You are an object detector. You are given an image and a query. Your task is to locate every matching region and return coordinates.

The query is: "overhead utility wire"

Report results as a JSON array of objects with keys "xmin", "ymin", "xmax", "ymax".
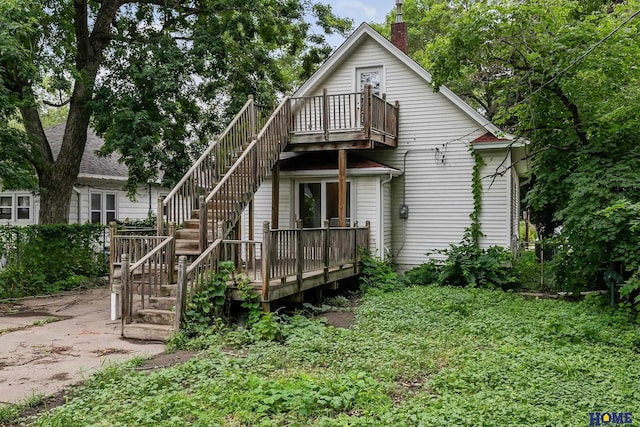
[{"xmin": 520, "ymin": 7, "xmax": 640, "ymax": 105}]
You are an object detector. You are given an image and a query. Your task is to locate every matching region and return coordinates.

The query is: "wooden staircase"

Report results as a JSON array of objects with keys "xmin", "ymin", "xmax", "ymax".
[{"xmin": 113, "ymin": 95, "xmax": 290, "ymax": 340}]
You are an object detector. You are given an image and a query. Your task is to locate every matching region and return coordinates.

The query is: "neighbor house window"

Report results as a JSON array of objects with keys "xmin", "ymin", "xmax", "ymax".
[
  {"xmin": 0, "ymin": 196, "xmax": 12, "ymax": 220},
  {"xmin": 91, "ymin": 192, "xmax": 117, "ymax": 224},
  {"xmin": 0, "ymin": 194, "xmax": 32, "ymax": 222},
  {"xmin": 297, "ymin": 180, "xmax": 352, "ymax": 228},
  {"xmin": 16, "ymin": 196, "xmax": 30, "ymax": 220}
]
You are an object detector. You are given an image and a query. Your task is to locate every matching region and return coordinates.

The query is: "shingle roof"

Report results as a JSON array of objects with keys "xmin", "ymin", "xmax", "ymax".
[{"xmin": 45, "ymin": 123, "xmax": 129, "ymax": 179}]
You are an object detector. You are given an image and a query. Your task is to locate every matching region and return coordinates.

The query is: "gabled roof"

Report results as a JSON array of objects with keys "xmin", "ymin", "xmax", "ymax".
[
  {"xmin": 294, "ymin": 23, "xmax": 503, "ymax": 136},
  {"xmin": 45, "ymin": 123, "xmax": 129, "ymax": 181}
]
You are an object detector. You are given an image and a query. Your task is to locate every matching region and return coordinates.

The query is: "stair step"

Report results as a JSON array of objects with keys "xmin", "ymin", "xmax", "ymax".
[
  {"xmin": 160, "ymin": 284, "xmax": 178, "ymax": 297},
  {"xmin": 136, "ymin": 308, "xmax": 175, "ymax": 325},
  {"xmin": 123, "ymin": 323, "xmax": 173, "ymax": 341},
  {"xmin": 150, "ymin": 296, "xmax": 176, "ymax": 310},
  {"xmin": 176, "ymin": 229, "xmax": 201, "ymax": 239},
  {"xmin": 176, "ymin": 240, "xmax": 201, "ymax": 256}
]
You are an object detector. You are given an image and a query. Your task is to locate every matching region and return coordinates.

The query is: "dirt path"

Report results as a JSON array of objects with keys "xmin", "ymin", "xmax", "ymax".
[{"xmin": 0, "ymin": 287, "xmax": 166, "ymax": 404}]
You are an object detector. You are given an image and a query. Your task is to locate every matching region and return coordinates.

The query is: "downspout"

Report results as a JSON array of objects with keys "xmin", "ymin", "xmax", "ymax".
[{"xmin": 380, "ymin": 173, "xmax": 393, "ymax": 260}]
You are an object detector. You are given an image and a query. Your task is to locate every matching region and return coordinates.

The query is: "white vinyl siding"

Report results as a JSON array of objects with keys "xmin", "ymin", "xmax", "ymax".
[
  {"xmin": 307, "ymin": 36, "xmax": 486, "ymax": 268},
  {"xmin": 477, "ymin": 150, "xmax": 509, "ymax": 249},
  {"xmin": 354, "ymin": 176, "xmax": 377, "ymax": 255},
  {"xmin": 383, "ymin": 178, "xmax": 392, "ymax": 257},
  {"xmin": 78, "ymin": 184, "xmax": 167, "ymax": 224},
  {"xmin": 241, "ymin": 177, "xmax": 293, "ymax": 241}
]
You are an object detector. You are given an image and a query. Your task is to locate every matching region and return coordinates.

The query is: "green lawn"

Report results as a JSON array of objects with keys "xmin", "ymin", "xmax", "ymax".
[{"xmin": 32, "ymin": 287, "xmax": 640, "ymax": 426}]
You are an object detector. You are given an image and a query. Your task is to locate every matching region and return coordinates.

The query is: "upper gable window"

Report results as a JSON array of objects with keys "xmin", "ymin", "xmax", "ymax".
[{"xmin": 357, "ymin": 67, "xmax": 383, "ymax": 96}]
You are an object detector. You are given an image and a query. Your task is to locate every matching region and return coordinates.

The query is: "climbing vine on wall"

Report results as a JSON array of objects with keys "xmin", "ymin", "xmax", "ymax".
[{"xmin": 469, "ymin": 148, "xmax": 484, "ymax": 248}]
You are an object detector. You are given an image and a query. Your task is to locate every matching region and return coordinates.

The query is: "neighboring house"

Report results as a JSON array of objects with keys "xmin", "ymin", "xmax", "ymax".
[
  {"xmin": 242, "ymin": 22, "xmax": 529, "ymax": 270},
  {"xmin": 0, "ymin": 123, "xmax": 168, "ymax": 225}
]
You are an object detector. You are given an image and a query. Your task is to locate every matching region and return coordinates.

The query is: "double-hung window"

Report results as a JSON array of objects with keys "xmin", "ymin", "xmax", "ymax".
[
  {"xmin": 90, "ymin": 192, "xmax": 117, "ymax": 224},
  {"xmin": 0, "ymin": 194, "xmax": 32, "ymax": 222}
]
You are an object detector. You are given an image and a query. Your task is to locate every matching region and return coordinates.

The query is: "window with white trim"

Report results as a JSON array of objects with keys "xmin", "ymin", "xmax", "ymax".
[
  {"xmin": 0, "ymin": 196, "xmax": 13, "ymax": 220},
  {"xmin": 90, "ymin": 192, "xmax": 117, "ymax": 224},
  {"xmin": 357, "ymin": 66, "xmax": 383, "ymax": 96},
  {"xmin": 0, "ymin": 194, "xmax": 32, "ymax": 222},
  {"xmin": 16, "ymin": 196, "xmax": 31, "ymax": 220},
  {"xmin": 296, "ymin": 180, "xmax": 353, "ymax": 228}
]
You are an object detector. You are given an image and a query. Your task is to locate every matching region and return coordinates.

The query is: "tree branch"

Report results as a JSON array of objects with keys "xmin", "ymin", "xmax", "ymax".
[
  {"xmin": 43, "ymin": 99, "xmax": 71, "ymax": 107},
  {"xmin": 550, "ymin": 84, "xmax": 589, "ymax": 146}
]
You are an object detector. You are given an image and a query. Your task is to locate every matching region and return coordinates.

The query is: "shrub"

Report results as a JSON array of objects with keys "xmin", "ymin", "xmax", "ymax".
[
  {"xmin": 358, "ymin": 251, "xmax": 399, "ymax": 293},
  {"xmin": 437, "ymin": 240, "xmax": 517, "ymax": 290},
  {"xmin": 0, "ymin": 224, "xmax": 107, "ymax": 298},
  {"xmin": 403, "ymin": 236, "xmax": 523, "ymax": 291},
  {"xmin": 512, "ymin": 250, "xmax": 542, "ymax": 290}
]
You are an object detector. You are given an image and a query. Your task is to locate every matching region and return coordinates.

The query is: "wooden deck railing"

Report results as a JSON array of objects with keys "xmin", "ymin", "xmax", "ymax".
[
  {"xmin": 262, "ymin": 220, "xmax": 370, "ymax": 301},
  {"xmin": 159, "ymin": 96, "xmax": 269, "ymax": 237},
  {"xmin": 200, "ymin": 96, "xmax": 291, "ymax": 245},
  {"xmin": 289, "ymin": 86, "xmax": 398, "ymax": 144},
  {"xmin": 172, "ymin": 220, "xmax": 370, "ymax": 328},
  {"xmin": 119, "ymin": 235, "xmax": 175, "ymax": 326}
]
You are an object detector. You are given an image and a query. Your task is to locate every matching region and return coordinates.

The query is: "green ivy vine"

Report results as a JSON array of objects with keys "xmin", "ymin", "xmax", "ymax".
[{"xmin": 469, "ymin": 148, "xmax": 485, "ymax": 248}]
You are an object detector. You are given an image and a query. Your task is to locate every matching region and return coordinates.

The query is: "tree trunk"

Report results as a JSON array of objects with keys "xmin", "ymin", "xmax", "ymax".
[
  {"xmin": 32, "ymin": 0, "xmax": 119, "ymax": 224},
  {"xmin": 38, "ymin": 171, "xmax": 76, "ymax": 224}
]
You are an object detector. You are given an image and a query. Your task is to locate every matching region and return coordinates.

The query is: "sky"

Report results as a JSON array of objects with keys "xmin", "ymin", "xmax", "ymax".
[{"xmin": 322, "ymin": 0, "xmax": 395, "ymax": 47}]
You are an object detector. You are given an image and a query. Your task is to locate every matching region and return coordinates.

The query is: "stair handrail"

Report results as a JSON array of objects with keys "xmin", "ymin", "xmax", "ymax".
[
  {"xmin": 204, "ymin": 96, "xmax": 291, "ymax": 205},
  {"xmin": 158, "ymin": 96, "xmax": 256, "ymax": 235},
  {"xmin": 129, "ymin": 236, "xmax": 174, "ymax": 272}
]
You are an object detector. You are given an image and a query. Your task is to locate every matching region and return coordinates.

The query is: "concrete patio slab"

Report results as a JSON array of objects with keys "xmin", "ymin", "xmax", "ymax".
[{"xmin": 0, "ymin": 286, "xmax": 166, "ymax": 404}]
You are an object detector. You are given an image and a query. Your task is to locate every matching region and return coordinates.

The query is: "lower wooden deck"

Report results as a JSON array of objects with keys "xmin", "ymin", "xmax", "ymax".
[{"xmin": 229, "ymin": 263, "xmax": 359, "ymax": 306}]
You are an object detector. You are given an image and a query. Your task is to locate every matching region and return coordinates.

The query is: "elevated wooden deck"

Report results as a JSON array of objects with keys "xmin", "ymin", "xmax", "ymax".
[{"xmin": 287, "ymin": 87, "xmax": 398, "ymax": 151}]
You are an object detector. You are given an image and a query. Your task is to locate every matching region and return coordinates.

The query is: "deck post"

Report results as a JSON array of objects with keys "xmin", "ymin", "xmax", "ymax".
[
  {"xmin": 168, "ymin": 222, "xmax": 176, "ymax": 283},
  {"xmin": 338, "ymin": 149, "xmax": 347, "ymax": 227},
  {"xmin": 296, "ymin": 218, "xmax": 304, "ymax": 290},
  {"xmin": 248, "ymin": 94, "xmax": 256, "ymax": 139},
  {"xmin": 248, "ymin": 199, "xmax": 255, "ymax": 270},
  {"xmin": 271, "ymin": 162, "xmax": 280, "ymax": 229},
  {"xmin": 363, "ymin": 84, "xmax": 372, "ymax": 138},
  {"xmin": 175, "ymin": 255, "xmax": 188, "ymax": 330},
  {"xmin": 261, "ymin": 221, "xmax": 270, "ymax": 309},
  {"xmin": 217, "ymin": 220, "xmax": 224, "ymax": 240},
  {"xmin": 157, "ymin": 196, "xmax": 164, "ymax": 236},
  {"xmin": 323, "ymin": 220, "xmax": 330, "ymax": 282},
  {"xmin": 364, "ymin": 220, "xmax": 371, "ymax": 273},
  {"xmin": 109, "ymin": 221, "xmax": 117, "ymax": 287},
  {"xmin": 199, "ymin": 196, "xmax": 207, "ymax": 251},
  {"xmin": 394, "ymin": 100, "xmax": 400, "ymax": 145},
  {"xmin": 322, "ymin": 88, "xmax": 329, "ymax": 140},
  {"xmin": 382, "ymin": 93, "xmax": 387, "ymax": 141},
  {"xmin": 109, "ymin": 221, "xmax": 118, "ymax": 320},
  {"xmin": 353, "ymin": 221, "xmax": 358, "ymax": 274},
  {"xmin": 120, "ymin": 254, "xmax": 130, "ymax": 335}
]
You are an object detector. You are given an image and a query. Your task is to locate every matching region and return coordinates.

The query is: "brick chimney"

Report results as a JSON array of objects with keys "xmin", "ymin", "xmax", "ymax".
[{"xmin": 391, "ymin": 0, "xmax": 407, "ymax": 54}]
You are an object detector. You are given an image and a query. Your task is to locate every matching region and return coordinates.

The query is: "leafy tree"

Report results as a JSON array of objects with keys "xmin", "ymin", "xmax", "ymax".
[
  {"xmin": 0, "ymin": 0, "xmax": 351, "ymax": 223},
  {"xmin": 386, "ymin": 0, "xmax": 640, "ymax": 291}
]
